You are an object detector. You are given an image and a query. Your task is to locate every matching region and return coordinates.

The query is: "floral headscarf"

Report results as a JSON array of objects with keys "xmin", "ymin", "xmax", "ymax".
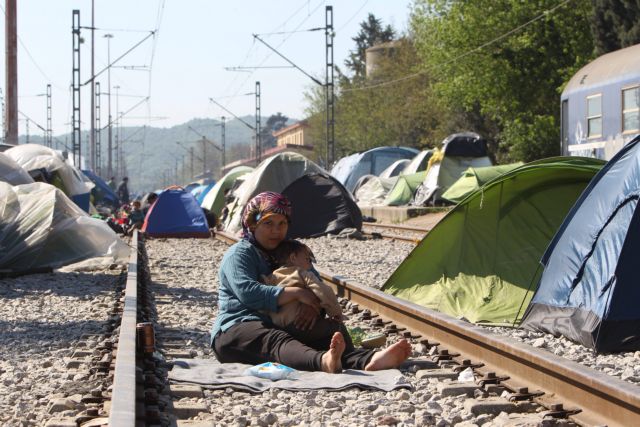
[{"xmin": 241, "ymin": 192, "xmax": 292, "ymax": 244}]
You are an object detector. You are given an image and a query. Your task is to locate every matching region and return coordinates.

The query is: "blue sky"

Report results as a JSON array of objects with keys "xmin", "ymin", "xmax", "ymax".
[{"xmin": 2, "ymin": 0, "xmax": 413, "ymax": 137}]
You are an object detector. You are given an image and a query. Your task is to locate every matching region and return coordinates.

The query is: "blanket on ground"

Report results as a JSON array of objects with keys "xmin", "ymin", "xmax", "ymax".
[{"xmin": 168, "ymin": 359, "xmax": 411, "ymax": 393}]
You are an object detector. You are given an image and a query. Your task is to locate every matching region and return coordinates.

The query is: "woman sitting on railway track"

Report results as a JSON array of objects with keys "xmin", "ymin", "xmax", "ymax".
[{"xmin": 210, "ymin": 191, "xmax": 412, "ymax": 373}]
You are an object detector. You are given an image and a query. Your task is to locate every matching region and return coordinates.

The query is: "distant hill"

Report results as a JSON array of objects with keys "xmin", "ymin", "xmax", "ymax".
[{"xmin": 18, "ymin": 116, "xmax": 292, "ymax": 192}]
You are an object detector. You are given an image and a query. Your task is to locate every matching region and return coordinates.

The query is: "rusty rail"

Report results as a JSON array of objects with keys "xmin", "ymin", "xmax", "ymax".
[{"xmin": 214, "ymin": 230, "xmax": 640, "ymax": 426}]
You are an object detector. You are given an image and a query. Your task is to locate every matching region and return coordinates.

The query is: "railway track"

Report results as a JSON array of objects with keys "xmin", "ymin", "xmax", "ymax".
[
  {"xmin": 361, "ymin": 222, "xmax": 429, "ymax": 244},
  {"xmin": 98, "ymin": 230, "xmax": 640, "ymax": 426}
]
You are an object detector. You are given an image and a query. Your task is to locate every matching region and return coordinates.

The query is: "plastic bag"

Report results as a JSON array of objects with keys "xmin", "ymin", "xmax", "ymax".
[{"xmin": 243, "ymin": 362, "xmax": 298, "ymax": 381}]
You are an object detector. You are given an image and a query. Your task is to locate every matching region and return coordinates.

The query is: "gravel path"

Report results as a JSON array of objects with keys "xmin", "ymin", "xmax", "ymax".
[{"xmin": 0, "ymin": 269, "xmax": 123, "ymax": 426}]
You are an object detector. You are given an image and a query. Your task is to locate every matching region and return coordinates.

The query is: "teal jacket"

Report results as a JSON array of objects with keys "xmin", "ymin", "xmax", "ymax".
[{"xmin": 211, "ymin": 240, "xmax": 282, "ymax": 345}]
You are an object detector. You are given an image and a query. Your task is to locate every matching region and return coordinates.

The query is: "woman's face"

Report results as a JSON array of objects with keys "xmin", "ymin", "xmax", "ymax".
[{"xmin": 252, "ymin": 213, "xmax": 288, "ymax": 250}]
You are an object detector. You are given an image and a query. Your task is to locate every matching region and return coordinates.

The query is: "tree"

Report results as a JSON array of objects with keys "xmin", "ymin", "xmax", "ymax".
[
  {"xmin": 591, "ymin": 0, "xmax": 640, "ymax": 55},
  {"xmin": 344, "ymin": 14, "xmax": 395, "ymax": 80},
  {"xmin": 260, "ymin": 112, "xmax": 289, "ymax": 150},
  {"xmin": 411, "ymin": 0, "xmax": 595, "ymax": 162}
]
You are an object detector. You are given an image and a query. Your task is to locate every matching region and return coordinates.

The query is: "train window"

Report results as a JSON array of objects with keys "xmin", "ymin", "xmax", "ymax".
[
  {"xmin": 587, "ymin": 94, "xmax": 602, "ymax": 138},
  {"xmin": 622, "ymin": 86, "xmax": 640, "ymax": 133}
]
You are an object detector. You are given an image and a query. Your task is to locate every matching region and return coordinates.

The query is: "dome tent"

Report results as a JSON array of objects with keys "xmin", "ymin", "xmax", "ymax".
[
  {"xmin": 200, "ymin": 166, "xmax": 253, "ymax": 216},
  {"xmin": 330, "ymin": 146, "xmax": 419, "ymax": 193},
  {"xmin": 5, "ymin": 144, "xmax": 93, "ymax": 212},
  {"xmin": 521, "ymin": 135, "xmax": 640, "ymax": 352},
  {"xmin": 383, "ymin": 157, "xmax": 604, "ymax": 325},
  {"xmin": 142, "ymin": 187, "xmax": 210, "ymax": 238},
  {"xmin": 413, "ymin": 133, "xmax": 492, "ymax": 205},
  {"xmin": 282, "ymin": 173, "xmax": 362, "ymax": 239},
  {"xmin": 223, "ymin": 152, "xmax": 325, "ymax": 234}
]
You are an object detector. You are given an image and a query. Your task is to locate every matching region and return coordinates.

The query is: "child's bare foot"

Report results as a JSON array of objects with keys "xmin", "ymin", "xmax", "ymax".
[
  {"xmin": 321, "ymin": 332, "xmax": 345, "ymax": 373},
  {"xmin": 364, "ymin": 339, "xmax": 411, "ymax": 371}
]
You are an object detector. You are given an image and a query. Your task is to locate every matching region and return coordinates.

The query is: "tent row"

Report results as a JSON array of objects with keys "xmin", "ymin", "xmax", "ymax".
[{"xmin": 384, "ymin": 134, "xmax": 640, "ymax": 352}]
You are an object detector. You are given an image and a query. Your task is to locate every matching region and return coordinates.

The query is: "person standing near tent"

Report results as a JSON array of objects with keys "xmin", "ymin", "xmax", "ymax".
[
  {"xmin": 117, "ymin": 177, "xmax": 130, "ymax": 205},
  {"xmin": 107, "ymin": 176, "xmax": 116, "ymax": 191},
  {"xmin": 211, "ymin": 191, "xmax": 411, "ymax": 373}
]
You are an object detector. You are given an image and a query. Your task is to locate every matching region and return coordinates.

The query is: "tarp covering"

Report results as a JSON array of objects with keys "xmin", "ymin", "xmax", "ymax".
[
  {"xmin": 382, "ymin": 157, "xmax": 605, "ymax": 325},
  {"xmin": 441, "ymin": 163, "xmax": 523, "ymax": 204},
  {"xmin": 224, "ymin": 152, "xmax": 325, "ymax": 233},
  {"xmin": 0, "ymin": 182, "xmax": 129, "ymax": 273},
  {"xmin": 201, "ymin": 166, "xmax": 253, "ymax": 216},
  {"xmin": 521, "ymin": 135, "xmax": 640, "ymax": 352},
  {"xmin": 82, "ymin": 169, "xmax": 119, "ymax": 208},
  {"xmin": 142, "ymin": 187, "xmax": 210, "ymax": 238},
  {"xmin": 282, "ymin": 173, "xmax": 362, "ymax": 238},
  {"xmin": 0, "ymin": 153, "xmax": 34, "ymax": 185},
  {"xmin": 384, "ymin": 171, "xmax": 427, "ymax": 206},
  {"xmin": 354, "ymin": 175, "xmax": 398, "ymax": 205},
  {"xmin": 5, "ymin": 144, "xmax": 93, "ymax": 211},
  {"xmin": 330, "ymin": 146, "xmax": 419, "ymax": 193},
  {"xmin": 194, "ymin": 182, "xmax": 215, "ymax": 205}
]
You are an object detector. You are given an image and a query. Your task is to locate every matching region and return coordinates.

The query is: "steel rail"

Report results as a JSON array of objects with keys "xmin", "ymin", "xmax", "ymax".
[
  {"xmin": 362, "ymin": 222, "xmax": 430, "ymax": 233},
  {"xmin": 109, "ymin": 231, "xmax": 139, "ymax": 426},
  {"xmin": 214, "ymin": 230, "xmax": 640, "ymax": 426}
]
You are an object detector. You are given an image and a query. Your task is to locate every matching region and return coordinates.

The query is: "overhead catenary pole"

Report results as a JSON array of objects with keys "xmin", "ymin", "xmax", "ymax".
[
  {"xmin": 71, "ymin": 10, "xmax": 81, "ymax": 166},
  {"xmin": 104, "ymin": 33, "xmax": 114, "ymax": 177},
  {"xmin": 189, "ymin": 147, "xmax": 194, "ymax": 182},
  {"xmin": 89, "ymin": 0, "xmax": 95, "ymax": 170},
  {"xmin": 325, "ymin": 5, "xmax": 335, "ymax": 166},
  {"xmin": 95, "ymin": 82, "xmax": 101, "ymax": 175},
  {"xmin": 4, "ymin": 0, "xmax": 17, "ymax": 145},
  {"xmin": 114, "ymin": 85, "xmax": 120, "ymax": 178},
  {"xmin": 221, "ymin": 116, "xmax": 226, "ymax": 171},
  {"xmin": 201, "ymin": 136, "xmax": 207, "ymax": 177},
  {"xmin": 255, "ymin": 81, "xmax": 261, "ymax": 165},
  {"xmin": 46, "ymin": 84, "xmax": 52, "ymax": 147}
]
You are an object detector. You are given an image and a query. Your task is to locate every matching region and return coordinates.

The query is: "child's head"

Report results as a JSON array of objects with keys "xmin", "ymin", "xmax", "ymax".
[
  {"xmin": 273, "ymin": 239, "xmax": 315, "ymax": 270},
  {"xmin": 131, "ymin": 200, "xmax": 141, "ymax": 210}
]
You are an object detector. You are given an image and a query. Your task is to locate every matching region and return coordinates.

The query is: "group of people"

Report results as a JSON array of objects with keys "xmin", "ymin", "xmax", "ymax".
[{"xmin": 211, "ymin": 191, "xmax": 411, "ymax": 373}]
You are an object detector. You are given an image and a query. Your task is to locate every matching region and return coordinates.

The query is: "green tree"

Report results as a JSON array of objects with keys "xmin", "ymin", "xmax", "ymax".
[
  {"xmin": 344, "ymin": 13, "xmax": 395, "ymax": 79},
  {"xmin": 411, "ymin": 0, "xmax": 594, "ymax": 162},
  {"xmin": 260, "ymin": 112, "xmax": 289, "ymax": 149},
  {"xmin": 591, "ymin": 0, "xmax": 640, "ymax": 55}
]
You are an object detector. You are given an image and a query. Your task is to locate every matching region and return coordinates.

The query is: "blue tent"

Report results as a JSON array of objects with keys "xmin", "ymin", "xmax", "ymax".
[
  {"xmin": 521, "ymin": 134, "xmax": 640, "ymax": 352},
  {"xmin": 82, "ymin": 170, "xmax": 119, "ymax": 208},
  {"xmin": 331, "ymin": 146, "xmax": 419, "ymax": 193},
  {"xmin": 191, "ymin": 182, "xmax": 215, "ymax": 205},
  {"xmin": 141, "ymin": 187, "xmax": 210, "ymax": 238}
]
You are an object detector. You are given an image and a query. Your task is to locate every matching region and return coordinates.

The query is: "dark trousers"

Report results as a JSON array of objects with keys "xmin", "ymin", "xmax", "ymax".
[{"xmin": 213, "ymin": 319, "xmax": 375, "ymax": 371}]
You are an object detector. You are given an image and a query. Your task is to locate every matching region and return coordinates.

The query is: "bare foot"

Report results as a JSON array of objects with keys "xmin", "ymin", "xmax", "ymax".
[
  {"xmin": 321, "ymin": 332, "xmax": 345, "ymax": 373},
  {"xmin": 364, "ymin": 339, "xmax": 411, "ymax": 371}
]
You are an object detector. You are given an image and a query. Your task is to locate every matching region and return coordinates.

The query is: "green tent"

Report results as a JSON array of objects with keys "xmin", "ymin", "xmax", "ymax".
[
  {"xmin": 200, "ymin": 166, "xmax": 253, "ymax": 216},
  {"xmin": 384, "ymin": 171, "xmax": 427, "ymax": 206},
  {"xmin": 382, "ymin": 157, "xmax": 605, "ymax": 325},
  {"xmin": 441, "ymin": 163, "xmax": 523, "ymax": 203}
]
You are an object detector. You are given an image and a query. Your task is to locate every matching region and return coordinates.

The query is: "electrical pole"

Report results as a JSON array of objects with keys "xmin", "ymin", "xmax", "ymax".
[
  {"xmin": 95, "ymin": 82, "xmax": 101, "ymax": 175},
  {"xmin": 189, "ymin": 147, "xmax": 194, "ymax": 182},
  {"xmin": 255, "ymin": 81, "xmax": 261, "ymax": 165},
  {"xmin": 201, "ymin": 136, "xmax": 207, "ymax": 177},
  {"xmin": 104, "ymin": 33, "xmax": 113, "ymax": 177},
  {"xmin": 5, "ymin": 0, "xmax": 17, "ymax": 146},
  {"xmin": 325, "ymin": 5, "xmax": 335, "ymax": 166},
  {"xmin": 25, "ymin": 118, "xmax": 29, "ymax": 144},
  {"xmin": 46, "ymin": 84, "xmax": 52, "ymax": 147},
  {"xmin": 90, "ymin": 0, "xmax": 95, "ymax": 170},
  {"xmin": 114, "ymin": 85, "xmax": 120, "ymax": 178},
  {"xmin": 71, "ymin": 10, "xmax": 81, "ymax": 166},
  {"xmin": 221, "ymin": 116, "xmax": 226, "ymax": 172}
]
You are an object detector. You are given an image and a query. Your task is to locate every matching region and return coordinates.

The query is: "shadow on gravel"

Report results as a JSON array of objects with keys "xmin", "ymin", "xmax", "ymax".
[
  {"xmin": 0, "ymin": 271, "xmax": 123, "ymax": 300},
  {"xmin": 0, "ymin": 318, "xmax": 112, "ymax": 348},
  {"xmin": 150, "ymin": 280, "xmax": 218, "ymax": 303}
]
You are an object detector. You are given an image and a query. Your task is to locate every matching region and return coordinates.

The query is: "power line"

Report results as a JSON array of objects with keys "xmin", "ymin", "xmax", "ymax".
[
  {"xmin": 342, "ymin": 0, "xmax": 573, "ymax": 93},
  {"xmin": 337, "ymin": 0, "xmax": 369, "ymax": 32}
]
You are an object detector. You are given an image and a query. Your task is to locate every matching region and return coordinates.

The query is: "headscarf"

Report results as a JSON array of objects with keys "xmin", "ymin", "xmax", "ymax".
[{"xmin": 241, "ymin": 192, "xmax": 292, "ymax": 244}]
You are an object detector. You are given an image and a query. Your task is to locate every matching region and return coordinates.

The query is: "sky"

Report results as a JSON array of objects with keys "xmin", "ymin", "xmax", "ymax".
[{"xmin": 1, "ymin": 0, "xmax": 414, "ymax": 138}]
